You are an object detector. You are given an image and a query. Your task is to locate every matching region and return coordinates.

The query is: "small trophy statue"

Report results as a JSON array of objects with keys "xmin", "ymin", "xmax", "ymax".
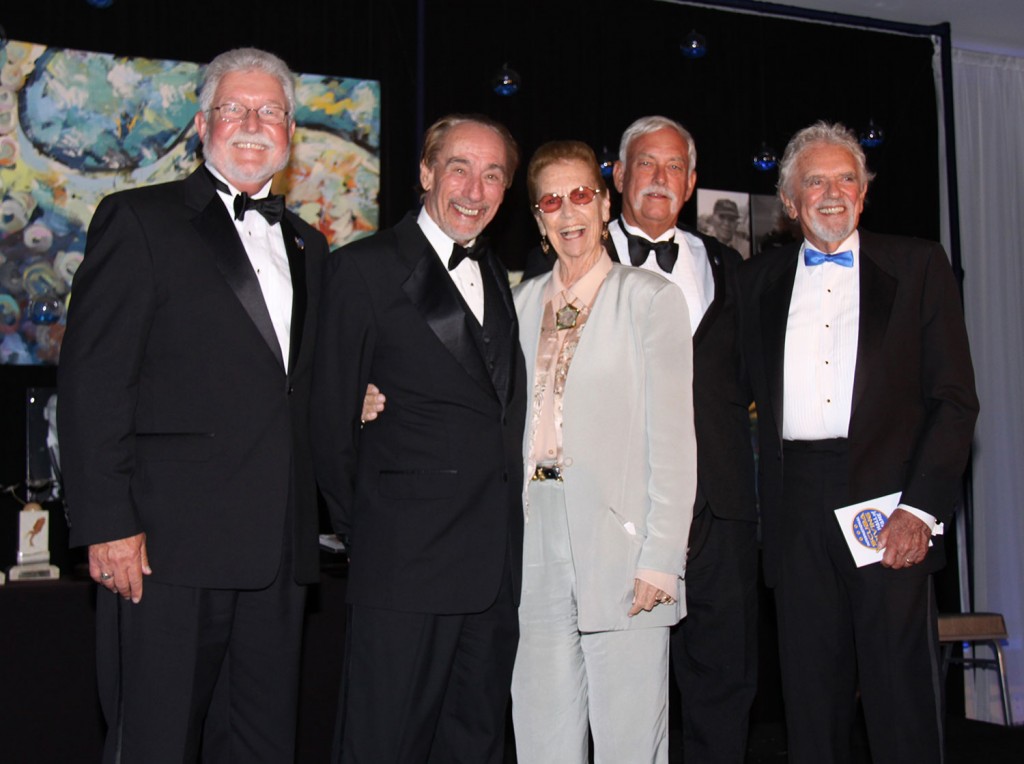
[{"xmin": 8, "ymin": 501, "xmax": 60, "ymax": 581}]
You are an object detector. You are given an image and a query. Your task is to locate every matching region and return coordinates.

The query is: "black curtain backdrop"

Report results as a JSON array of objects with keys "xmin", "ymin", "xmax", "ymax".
[{"xmin": 1, "ymin": 0, "xmax": 940, "ymax": 547}]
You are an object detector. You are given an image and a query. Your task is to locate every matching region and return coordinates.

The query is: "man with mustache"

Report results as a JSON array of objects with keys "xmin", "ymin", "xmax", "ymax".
[
  {"xmin": 610, "ymin": 116, "xmax": 759, "ymax": 764},
  {"xmin": 738, "ymin": 122, "xmax": 978, "ymax": 763},
  {"xmin": 59, "ymin": 48, "xmax": 327, "ymax": 762},
  {"xmin": 312, "ymin": 114, "xmax": 527, "ymax": 763}
]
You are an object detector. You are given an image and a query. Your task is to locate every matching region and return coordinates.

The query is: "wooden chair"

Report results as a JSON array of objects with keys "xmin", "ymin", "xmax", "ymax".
[{"xmin": 938, "ymin": 612, "xmax": 1014, "ymax": 725}]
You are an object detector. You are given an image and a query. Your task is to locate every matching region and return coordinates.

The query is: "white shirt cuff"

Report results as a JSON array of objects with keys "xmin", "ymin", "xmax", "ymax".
[{"xmin": 898, "ymin": 504, "xmax": 943, "ymax": 535}]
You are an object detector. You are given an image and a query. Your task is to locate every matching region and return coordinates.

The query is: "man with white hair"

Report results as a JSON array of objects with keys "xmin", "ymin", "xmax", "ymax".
[
  {"xmin": 59, "ymin": 47, "xmax": 327, "ymax": 762},
  {"xmin": 608, "ymin": 116, "xmax": 758, "ymax": 764},
  {"xmin": 739, "ymin": 121, "xmax": 978, "ymax": 763}
]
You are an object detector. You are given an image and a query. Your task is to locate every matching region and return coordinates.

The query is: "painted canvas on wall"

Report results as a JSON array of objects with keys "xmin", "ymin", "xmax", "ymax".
[{"xmin": 0, "ymin": 39, "xmax": 380, "ymax": 365}]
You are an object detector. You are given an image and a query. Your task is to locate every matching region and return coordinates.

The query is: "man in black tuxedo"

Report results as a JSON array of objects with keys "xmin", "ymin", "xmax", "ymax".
[
  {"xmin": 311, "ymin": 114, "xmax": 526, "ymax": 763},
  {"xmin": 611, "ymin": 116, "xmax": 758, "ymax": 764},
  {"xmin": 58, "ymin": 48, "xmax": 327, "ymax": 763},
  {"xmin": 738, "ymin": 121, "xmax": 978, "ymax": 763}
]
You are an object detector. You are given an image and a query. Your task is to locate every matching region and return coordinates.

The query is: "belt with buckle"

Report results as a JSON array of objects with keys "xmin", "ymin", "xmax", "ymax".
[{"xmin": 531, "ymin": 464, "xmax": 563, "ymax": 482}]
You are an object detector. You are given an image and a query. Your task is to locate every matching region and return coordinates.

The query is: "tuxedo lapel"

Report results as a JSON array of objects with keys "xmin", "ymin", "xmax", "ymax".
[
  {"xmin": 395, "ymin": 218, "xmax": 493, "ymax": 395},
  {"xmin": 281, "ymin": 215, "xmax": 307, "ymax": 374},
  {"xmin": 761, "ymin": 251, "xmax": 799, "ymax": 442},
  {"xmin": 693, "ymin": 235, "xmax": 725, "ymax": 344},
  {"xmin": 188, "ymin": 170, "xmax": 285, "ymax": 370},
  {"xmin": 851, "ymin": 243, "xmax": 897, "ymax": 418}
]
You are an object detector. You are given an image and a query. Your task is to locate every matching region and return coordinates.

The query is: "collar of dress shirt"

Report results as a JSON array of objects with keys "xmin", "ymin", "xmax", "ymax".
[
  {"xmin": 207, "ymin": 163, "xmax": 274, "ymax": 207},
  {"xmin": 799, "ymin": 229, "xmax": 861, "ymax": 269},
  {"xmin": 548, "ymin": 251, "xmax": 613, "ymax": 307},
  {"xmin": 620, "ymin": 218, "xmax": 676, "ymax": 244},
  {"xmin": 417, "ymin": 206, "xmax": 478, "ymax": 267}
]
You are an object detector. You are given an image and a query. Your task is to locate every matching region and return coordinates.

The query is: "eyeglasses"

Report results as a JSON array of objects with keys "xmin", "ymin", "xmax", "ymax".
[
  {"xmin": 212, "ymin": 102, "xmax": 290, "ymax": 125},
  {"xmin": 534, "ymin": 186, "xmax": 602, "ymax": 214}
]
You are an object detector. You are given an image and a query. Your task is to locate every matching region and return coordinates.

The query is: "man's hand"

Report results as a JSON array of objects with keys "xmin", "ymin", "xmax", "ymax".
[
  {"xmin": 628, "ymin": 578, "xmax": 675, "ymax": 616},
  {"xmin": 89, "ymin": 533, "xmax": 151, "ymax": 603},
  {"xmin": 360, "ymin": 384, "xmax": 386, "ymax": 423},
  {"xmin": 878, "ymin": 509, "xmax": 931, "ymax": 569}
]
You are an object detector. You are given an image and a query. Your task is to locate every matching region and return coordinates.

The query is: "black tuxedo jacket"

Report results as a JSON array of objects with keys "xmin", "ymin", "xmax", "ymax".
[
  {"xmin": 738, "ymin": 230, "xmax": 979, "ymax": 585},
  {"xmin": 58, "ymin": 166, "xmax": 327, "ymax": 587},
  {"xmin": 606, "ymin": 227, "xmax": 757, "ymax": 523},
  {"xmin": 311, "ymin": 213, "xmax": 527, "ymax": 614}
]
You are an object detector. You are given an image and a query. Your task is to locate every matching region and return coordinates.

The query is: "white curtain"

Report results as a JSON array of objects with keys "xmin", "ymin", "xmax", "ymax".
[{"xmin": 949, "ymin": 48, "xmax": 1024, "ymax": 725}]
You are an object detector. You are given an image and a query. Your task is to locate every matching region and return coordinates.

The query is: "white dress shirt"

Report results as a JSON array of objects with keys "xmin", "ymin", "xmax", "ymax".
[
  {"xmin": 782, "ymin": 231, "xmax": 937, "ymax": 530},
  {"xmin": 417, "ymin": 207, "xmax": 485, "ymax": 324},
  {"xmin": 209, "ymin": 165, "xmax": 293, "ymax": 369},
  {"xmin": 609, "ymin": 218, "xmax": 712, "ymax": 336}
]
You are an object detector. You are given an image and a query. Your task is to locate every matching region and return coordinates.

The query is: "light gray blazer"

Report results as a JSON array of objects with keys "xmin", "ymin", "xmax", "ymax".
[{"xmin": 514, "ymin": 263, "xmax": 697, "ymax": 632}]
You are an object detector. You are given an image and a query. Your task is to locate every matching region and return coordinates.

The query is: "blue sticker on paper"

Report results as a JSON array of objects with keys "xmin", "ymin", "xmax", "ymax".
[{"xmin": 852, "ymin": 508, "xmax": 888, "ymax": 549}]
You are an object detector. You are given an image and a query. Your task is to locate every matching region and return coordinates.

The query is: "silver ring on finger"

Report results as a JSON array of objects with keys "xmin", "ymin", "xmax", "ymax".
[{"xmin": 100, "ymin": 572, "xmax": 113, "ymax": 580}]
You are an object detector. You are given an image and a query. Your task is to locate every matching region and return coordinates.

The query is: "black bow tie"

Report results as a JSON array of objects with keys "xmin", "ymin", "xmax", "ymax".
[
  {"xmin": 207, "ymin": 169, "xmax": 285, "ymax": 225},
  {"xmin": 621, "ymin": 223, "xmax": 679, "ymax": 273},
  {"xmin": 233, "ymin": 191, "xmax": 285, "ymax": 225},
  {"xmin": 448, "ymin": 241, "xmax": 486, "ymax": 270}
]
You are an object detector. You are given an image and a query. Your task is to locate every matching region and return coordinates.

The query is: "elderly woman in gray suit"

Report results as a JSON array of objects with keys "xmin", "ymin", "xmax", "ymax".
[
  {"xmin": 511, "ymin": 140, "xmax": 696, "ymax": 763},
  {"xmin": 359, "ymin": 140, "xmax": 695, "ymax": 763}
]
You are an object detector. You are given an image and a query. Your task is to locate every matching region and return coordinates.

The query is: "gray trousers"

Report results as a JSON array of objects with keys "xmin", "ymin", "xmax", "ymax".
[{"xmin": 511, "ymin": 479, "xmax": 670, "ymax": 764}]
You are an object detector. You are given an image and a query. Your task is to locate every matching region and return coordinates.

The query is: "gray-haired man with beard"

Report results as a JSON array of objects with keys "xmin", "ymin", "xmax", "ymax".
[
  {"xmin": 59, "ymin": 48, "xmax": 327, "ymax": 762},
  {"xmin": 738, "ymin": 121, "xmax": 977, "ymax": 763}
]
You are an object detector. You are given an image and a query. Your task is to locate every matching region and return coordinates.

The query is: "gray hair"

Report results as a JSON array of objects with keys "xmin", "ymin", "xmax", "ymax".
[
  {"xmin": 777, "ymin": 121, "xmax": 875, "ymax": 200},
  {"xmin": 198, "ymin": 48, "xmax": 296, "ymax": 121},
  {"xmin": 618, "ymin": 115, "xmax": 697, "ymax": 172}
]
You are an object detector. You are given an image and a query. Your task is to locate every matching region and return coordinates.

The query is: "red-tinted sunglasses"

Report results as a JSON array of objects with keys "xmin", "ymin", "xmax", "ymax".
[{"xmin": 534, "ymin": 186, "xmax": 602, "ymax": 214}]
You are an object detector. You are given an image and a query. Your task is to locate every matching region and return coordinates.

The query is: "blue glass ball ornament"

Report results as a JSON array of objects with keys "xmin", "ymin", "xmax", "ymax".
[
  {"xmin": 29, "ymin": 292, "xmax": 64, "ymax": 325},
  {"xmin": 86, "ymin": 0, "xmax": 116, "ymax": 8},
  {"xmin": 597, "ymin": 146, "xmax": 616, "ymax": 180},
  {"xmin": 680, "ymin": 31, "xmax": 707, "ymax": 59},
  {"xmin": 860, "ymin": 120, "xmax": 885, "ymax": 148},
  {"xmin": 752, "ymin": 144, "xmax": 778, "ymax": 172},
  {"xmin": 492, "ymin": 64, "xmax": 521, "ymax": 97}
]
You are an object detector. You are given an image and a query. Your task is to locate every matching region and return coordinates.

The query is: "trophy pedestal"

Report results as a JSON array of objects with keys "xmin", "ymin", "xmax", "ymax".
[{"xmin": 8, "ymin": 562, "xmax": 60, "ymax": 582}]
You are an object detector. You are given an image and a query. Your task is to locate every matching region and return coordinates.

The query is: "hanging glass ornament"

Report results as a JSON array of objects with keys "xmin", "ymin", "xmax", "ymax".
[
  {"xmin": 860, "ymin": 120, "xmax": 885, "ymax": 148},
  {"xmin": 28, "ymin": 291, "xmax": 64, "ymax": 325},
  {"xmin": 598, "ymin": 146, "xmax": 616, "ymax": 180},
  {"xmin": 680, "ymin": 31, "xmax": 707, "ymax": 59},
  {"xmin": 492, "ymin": 64, "xmax": 521, "ymax": 96},
  {"xmin": 752, "ymin": 143, "xmax": 778, "ymax": 172}
]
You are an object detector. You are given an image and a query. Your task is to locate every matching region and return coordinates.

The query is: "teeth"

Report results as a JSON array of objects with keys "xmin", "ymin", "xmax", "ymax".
[
  {"xmin": 453, "ymin": 203, "xmax": 480, "ymax": 217},
  {"xmin": 819, "ymin": 205, "xmax": 845, "ymax": 215},
  {"xmin": 234, "ymin": 142, "xmax": 267, "ymax": 150},
  {"xmin": 560, "ymin": 226, "xmax": 585, "ymax": 238}
]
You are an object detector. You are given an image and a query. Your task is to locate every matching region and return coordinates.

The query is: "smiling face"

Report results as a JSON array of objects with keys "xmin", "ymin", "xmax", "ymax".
[
  {"xmin": 614, "ymin": 127, "xmax": 696, "ymax": 239},
  {"xmin": 419, "ymin": 122, "xmax": 509, "ymax": 245},
  {"xmin": 780, "ymin": 142, "xmax": 868, "ymax": 253},
  {"xmin": 533, "ymin": 159, "xmax": 611, "ymax": 269},
  {"xmin": 194, "ymin": 70, "xmax": 294, "ymax": 195}
]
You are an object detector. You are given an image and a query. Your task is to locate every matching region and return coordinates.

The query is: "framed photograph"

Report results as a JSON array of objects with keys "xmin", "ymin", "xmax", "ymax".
[{"xmin": 696, "ymin": 189, "xmax": 751, "ymax": 259}]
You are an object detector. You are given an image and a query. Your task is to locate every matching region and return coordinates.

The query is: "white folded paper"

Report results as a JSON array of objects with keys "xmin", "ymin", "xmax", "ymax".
[{"xmin": 834, "ymin": 492, "xmax": 945, "ymax": 568}]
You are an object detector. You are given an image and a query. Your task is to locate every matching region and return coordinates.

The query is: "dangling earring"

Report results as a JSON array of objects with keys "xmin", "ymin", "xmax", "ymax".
[
  {"xmin": 601, "ymin": 222, "xmax": 610, "ymax": 241},
  {"xmin": 540, "ymin": 236, "xmax": 550, "ymax": 254}
]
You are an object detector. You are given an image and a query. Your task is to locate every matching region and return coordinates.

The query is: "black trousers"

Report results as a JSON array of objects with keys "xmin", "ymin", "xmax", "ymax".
[
  {"xmin": 334, "ymin": 556, "xmax": 518, "ymax": 764},
  {"xmin": 774, "ymin": 440, "xmax": 943, "ymax": 764},
  {"xmin": 96, "ymin": 546, "xmax": 305, "ymax": 763},
  {"xmin": 671, "ymin": 505, "xmax": 759, "ymax": 764}
]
